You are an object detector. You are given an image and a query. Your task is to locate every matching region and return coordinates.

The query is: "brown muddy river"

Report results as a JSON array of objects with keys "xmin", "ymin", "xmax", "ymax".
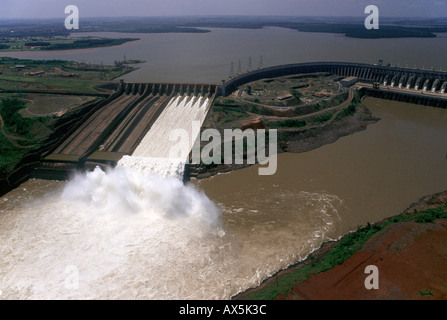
[{"xmin": 1, "ymin": 97, "xmax": 446, "ymax": 299}]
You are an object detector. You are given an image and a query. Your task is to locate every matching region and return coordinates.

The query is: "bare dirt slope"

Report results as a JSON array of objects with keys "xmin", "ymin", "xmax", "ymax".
[{"xmin": 279, "ymin": 192, "xmax": 447, "ymax": 300}]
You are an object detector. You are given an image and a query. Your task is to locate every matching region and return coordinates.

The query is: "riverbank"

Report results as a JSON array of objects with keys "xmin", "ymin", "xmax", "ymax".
[
  {"xmin": 0, "ymin": 37, "xmax": 139, "ymax": 52},
  {"xmin": 192, "ymin": 94, "xmax": 379, "ymax": 179},
  {"xmin": 234, "ymin": 190, "xmax": 447, "ymax": 300}
]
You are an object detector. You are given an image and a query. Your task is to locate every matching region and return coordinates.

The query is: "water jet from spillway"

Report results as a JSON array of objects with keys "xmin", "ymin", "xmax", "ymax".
[{"xmin": 118, "ymin": 93, "xmax": 212, "ymax": 179}]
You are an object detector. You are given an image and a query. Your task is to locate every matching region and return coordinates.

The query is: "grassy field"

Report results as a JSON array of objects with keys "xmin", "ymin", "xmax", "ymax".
[
  {"xmin": 206, "ymin": 105, "xmax": 249, "ymax": 128},
  {"xmin": 0, "ymin": 57, "xmax": 123, "ymax": 178},
  {"xmin": 0, "ymin": 98, "xmax": 52, "ymax": 177},
  {"xmin": 0, "ymin": 57, "xmax": 134, "ymax": 93},
  {"xmin": 0, "ymin": 75, "xmax": 106, "ymax": 93},
  {"xmin": 19, "ymin": 94, "xmax": 96, "ymax": 117}
]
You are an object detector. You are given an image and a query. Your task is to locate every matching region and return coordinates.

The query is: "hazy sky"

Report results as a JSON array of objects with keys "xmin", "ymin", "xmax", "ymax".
[{"xmin": 1, "ymin": 0, "xmax": 447, "ymax": 19}]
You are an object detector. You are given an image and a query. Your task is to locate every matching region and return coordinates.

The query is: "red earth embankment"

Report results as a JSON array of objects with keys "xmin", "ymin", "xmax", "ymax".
[{"xmin": 278, "ymin": 192, "xmax": 447, "ymax": 300}]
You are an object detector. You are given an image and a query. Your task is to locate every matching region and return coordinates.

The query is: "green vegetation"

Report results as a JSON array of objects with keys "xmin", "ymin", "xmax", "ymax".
[
  {"xmin": 0, "ymin": 56, "xmax": 134, "ymax": 178},
  {"xmin": 78, "ymin": 17, "xmax": 447, "ymax": 39},
  {"xmin": 241, "ymin": 73, "xmax": 339, "ymax": 108},
  {"xmin": 287, "ymin": 23, "xmax": 438, "ymax": 39},
  {"xmin": 342, "ymin": 103, "xmax": 357, "ymax": 117},
  {"xmin": 313, "ymin": 112, "xmax": 333, "ymax": 124},
  {"xmin": 268, "ymin": 119, "xmax": 307, "ymax": 129},
  {"xmin": 25, "ymin": 41, "xmax": 51, "ymax": 47},
  {"xmin": 1, "ymin": 57, "xmax": 69, "ymax": 68},
  {"xmin": 2, "ymin": 98, "xmax": 36, "ymax": 135},
  {"xmin": 0, "ymin": 37, "xmax": 139, "ymax": 52},
  {"xmin": 208, "ymin": 105, "xmax": 248, "ymax": 128},
  {"xmin": 45, "ymin": 38, "xmax": 138, "ymax": 51},
  {"xmin": 0, "ymin": 57, "xmax": 133, "ymax": 93},
  {"xmin": 0, "ymin": 75, "xmax": 105, "ymax": 94},
  {"xmin": 240, "ymin": 205, "xmax": 447, "ymax": 300},
  {"xmin": 211, "ymin": 86, "xmax": 360, "ymax": 133},
  {"xmin": 1, "ymin": 16, "xmax": 447, "ymax": 42},
  {"xmin": 0, "ymin": 98, "xmax": 51, "ymax": 177},
  {"xmin": 290, "ymin": 89, "xmax": 302, "ymax": 103},
  {"xmin": 312, "ymin": 92, "xmax": 348, "ymax": 112},
  {"xmin": 418, "ymin": 289, "xmax": 434, "ymax": 297},
  {"xmin": 335, "ymin": 91, "xmax": 364, "ymax": 121}
]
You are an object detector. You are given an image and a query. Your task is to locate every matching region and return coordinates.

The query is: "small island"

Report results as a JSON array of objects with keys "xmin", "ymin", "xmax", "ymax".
[{"xmin": 0, "ymin": 37, "xmax": 139, "ymax": 52}]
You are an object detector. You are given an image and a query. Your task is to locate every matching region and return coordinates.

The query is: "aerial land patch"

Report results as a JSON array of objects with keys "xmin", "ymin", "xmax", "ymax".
[
  {"xmin": 0, "ymin": 57, "xmax": 129, "ymax": 182},
  {"xmin": 192, "ymin": 73, "xmax": 379, "ymax": 178}
]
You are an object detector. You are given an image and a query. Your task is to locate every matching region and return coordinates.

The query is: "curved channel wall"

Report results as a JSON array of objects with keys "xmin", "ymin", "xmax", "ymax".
[{"xmin": 221, "ymin": 62, "xmax": 447, "ymax": 107}]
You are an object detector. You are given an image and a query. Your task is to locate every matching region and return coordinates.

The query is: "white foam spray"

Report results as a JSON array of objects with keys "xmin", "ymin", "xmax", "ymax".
[
  {"xmin": 0, "ymin": 174, "xmax": 343, "ymax": 299},
  {"xmin": 118, "ymin": 156, "xmax": 186, "ymax": 179},
  {"xmin": 0, "ymin": 91, "xmax": 344, "ymax": 300}
]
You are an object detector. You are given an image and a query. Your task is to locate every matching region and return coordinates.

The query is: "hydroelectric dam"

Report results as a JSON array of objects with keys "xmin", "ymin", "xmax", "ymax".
[
  {"xmin": 34, "ymin": 82, "xmax": 218, "ymax": 181},
  {"xmin": 28, "ymin": 61, "xmax": 446, "ymax": 183}
]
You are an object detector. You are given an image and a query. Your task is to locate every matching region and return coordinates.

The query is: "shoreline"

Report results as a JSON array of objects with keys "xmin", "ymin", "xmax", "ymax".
[
  {"xmin": 0, "ymin": 37, "xmax": 140, "ymax": 53},
  {"xmin": 192, "ymin": 98, "xmax": 379, "ymax": 180},
  {"xmin": 233, "ymin": 190, "xmax": 447, "ymax": 300}
]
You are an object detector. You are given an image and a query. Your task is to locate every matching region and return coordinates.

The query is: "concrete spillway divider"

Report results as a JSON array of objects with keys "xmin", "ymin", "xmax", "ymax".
[
  {"xmin": 119, "ymin": 92, "xmax": 174, "ymax": 154},
  {"xmin": 50, "ymin": 90, "xmax": 124, "ymax": 155},
  {"xmin": 33, "ymin": 83, "xmax": 216, "ymax": 181},
  {"xmin": 441, "ymin": 81, "xmax": 447, "ymax": 94},
  {"xmin": 54, "ymin": 94, "xmax": 135, "ymax": 155},
  {"xmin": 77, "ymin": 92, "xmax": 148, "ymax": 163},
  {"xmin": 99, "ymin": 89, "xmax": 153, "ymax": 153},
  {"xmin": 432, "ymin": 79, "xmax": 440, "ymax": 93}
]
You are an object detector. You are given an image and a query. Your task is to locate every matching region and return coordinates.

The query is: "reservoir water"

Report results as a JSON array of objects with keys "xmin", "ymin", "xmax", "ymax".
[
  {"xmin": 2, "ymin": 28, "xmax": 447, "ymax": 83},
  {"xmin": 0, "ymin": 27, "xmax": 447, "ymax": 299}
]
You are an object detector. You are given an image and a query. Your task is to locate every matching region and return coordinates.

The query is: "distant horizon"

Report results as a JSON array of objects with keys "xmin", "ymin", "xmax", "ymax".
[
  {"xmin": 1, "ymin": 15, "xmax": 447, "ymax": 22},
  {"xmin": 2, "ymin": 1, "xmax": 447, "ymax": 20}
]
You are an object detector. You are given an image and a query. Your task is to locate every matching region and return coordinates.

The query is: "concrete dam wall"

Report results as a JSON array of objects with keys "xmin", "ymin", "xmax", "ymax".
[
  {"xmin": 34, "ymin": 82, "xmax": 218, "ymax": 180},
  {"xmin": 29, "ymin": 62, "xmax": 446, "ymax": 182},
  {"xmin": 119, "ymin": 93, "xmax": 214, "ymax": 179},
  {"xmin": 222, "ymin": 62, "xmax": 447, "ymax": 107}
]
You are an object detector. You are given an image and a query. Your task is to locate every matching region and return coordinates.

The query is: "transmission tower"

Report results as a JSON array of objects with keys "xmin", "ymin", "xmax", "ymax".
[
  {"xmin": 248, "ymin": 57, "xmax": 252, "ymax": 72},
  {"xmin": 259, "ymin": 55, "xmax": 264, "ymax": 69},
  {"xmin": 237, "ymin": 59, "xmax": 242, "ymax": 74}
]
